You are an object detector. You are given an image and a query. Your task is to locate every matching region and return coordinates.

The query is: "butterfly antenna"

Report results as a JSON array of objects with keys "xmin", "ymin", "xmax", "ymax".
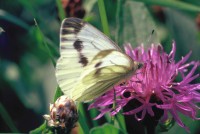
[{"xmin": 147, "ymin": 29, "xmax": 155, "ymax": 44}]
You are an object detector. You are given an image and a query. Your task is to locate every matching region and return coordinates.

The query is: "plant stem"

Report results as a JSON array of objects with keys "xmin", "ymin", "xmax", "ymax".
[
  {"xmin": 98, "ymin": 0, "xmax": 110, "ymax": 36},
  {"xmin": 115, "ymin": 0, "xmax": 125, "ymax": 46},
  {"xmin": 146, "ymin": 124, "xmax": 156, "ymax": 134}
]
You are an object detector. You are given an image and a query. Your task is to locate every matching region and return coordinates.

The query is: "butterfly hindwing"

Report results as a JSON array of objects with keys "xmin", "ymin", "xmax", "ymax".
[{"xmin": 71, "ymin": 50, "xmax": 135, "ymax": 101}]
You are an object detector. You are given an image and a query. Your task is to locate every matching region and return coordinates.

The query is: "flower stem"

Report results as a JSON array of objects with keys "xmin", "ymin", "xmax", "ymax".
[{"xmin": 146, "ymin": 123, "xmax": 156, "ymax": 134}]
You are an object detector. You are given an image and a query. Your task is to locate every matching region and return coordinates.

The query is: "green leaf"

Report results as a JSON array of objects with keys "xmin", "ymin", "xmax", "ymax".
[
  {"xmin": 165, "ymin": 9, "xmax": 200, "ymax": 61},
  {"xmin": 123, "ymin": 1, "xmax": 159, "ymax": 47},
  {"xmin": 160, "ymin": 113, "xmax": 200, "ymax": 134},
  {"xmin": 90, "ymin": 123, "xmax": 125, "ymax": 134},
  {"xmin": 115, "ymin": 113, "xmax": 127, "ymax": 133},
  {"xmin": 133, "ymin": 0, "xmax": 200, "ymax": 12}
]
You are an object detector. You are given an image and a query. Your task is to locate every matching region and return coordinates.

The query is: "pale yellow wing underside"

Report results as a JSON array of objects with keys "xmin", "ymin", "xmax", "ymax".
[{"xmin": 71, "ymin": 50, "xmax": 135, "ymax": 102}]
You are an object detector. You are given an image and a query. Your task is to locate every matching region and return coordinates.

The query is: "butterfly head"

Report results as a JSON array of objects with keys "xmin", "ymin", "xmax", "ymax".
[
  {"xmin": 132, "ymin": 61, "xmax": 143, "ymax": 71},
  {"xmin": 137, "ymin": 62, "xmax": 143, "ymax": 69}
]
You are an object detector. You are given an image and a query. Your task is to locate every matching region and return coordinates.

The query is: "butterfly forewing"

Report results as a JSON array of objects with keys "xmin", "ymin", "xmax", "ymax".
[{"xmin": 60, "ymin": 18, "xmax": 121, "ymax": 51}]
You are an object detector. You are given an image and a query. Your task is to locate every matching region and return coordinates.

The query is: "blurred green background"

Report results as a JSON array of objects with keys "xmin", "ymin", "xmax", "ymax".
[{"xmin": 0, "ymin": 0, "xmax": 200, "ymax": 133}]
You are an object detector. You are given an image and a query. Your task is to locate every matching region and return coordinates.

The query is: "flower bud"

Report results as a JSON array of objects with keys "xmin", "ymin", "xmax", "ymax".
[{"xmin": 44, "ymin": 95, "xmax": 78, "ymax": 131}]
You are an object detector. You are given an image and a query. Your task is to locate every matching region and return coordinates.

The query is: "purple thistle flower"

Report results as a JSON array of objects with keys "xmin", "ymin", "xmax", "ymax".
[{"xmin": 89, "ymin": 41, "xmax": 200, "ymax": 132}]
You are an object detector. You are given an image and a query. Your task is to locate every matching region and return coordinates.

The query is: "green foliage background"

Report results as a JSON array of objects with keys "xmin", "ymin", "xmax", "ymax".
[{"xmin": 0, "ymin": 0, "xmax": 200, "ymax": 133}]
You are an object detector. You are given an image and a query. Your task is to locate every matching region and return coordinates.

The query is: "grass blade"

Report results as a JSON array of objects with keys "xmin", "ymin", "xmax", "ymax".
[
  {"xmin": 98, "ymin": 0, "xmax": 110, "ymax": 36},
  {"xmin": 115, "ymin": 0, "xmax": 125, "ymax": 46},
  {"xmin": 78, "ymin": 103, "xmax": 89, "ymax": 134},
  {"xmin": 34, "ymin": 19, "xmax": 56, "ymax": 67},
  {"xmin": 56, "ymin": 0, "xmax": 66, "ymax": 21}
]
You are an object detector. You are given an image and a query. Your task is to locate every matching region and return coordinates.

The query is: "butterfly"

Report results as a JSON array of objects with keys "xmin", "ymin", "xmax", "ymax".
[{"xmin": 55, "ymin": 18, "xmax": 141, "ymax": 102}]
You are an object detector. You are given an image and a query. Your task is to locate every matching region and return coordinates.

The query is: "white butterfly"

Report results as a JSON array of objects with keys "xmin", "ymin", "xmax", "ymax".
[{"xmin": 56, "ymin": 18, "xmax": 140, "ymax": 102}]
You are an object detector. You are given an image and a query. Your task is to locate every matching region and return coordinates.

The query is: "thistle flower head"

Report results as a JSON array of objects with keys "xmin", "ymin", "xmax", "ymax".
[
  {"xmin": 44, "ymin": 95, "xmax": 78, "ymax": 131},
  {"xmin": 89, "ymin": 42, "xmax": 200, "ymax": 132}
]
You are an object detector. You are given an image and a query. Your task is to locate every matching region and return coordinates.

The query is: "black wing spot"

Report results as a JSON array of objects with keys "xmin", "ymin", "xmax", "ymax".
[
  {"xmin": 62, "ymin": 18, "xmax": 85, "ymax": 34},
  {"xmin": 60, "ymin": 46, "xmax": 66, "ymax": 49},
  {"xmin": 120, "ymin": 81, "xmax": 126, "ymax": 86},
  {"xmin": 74, "ymin": 40, "xmax": 83, "ymax": 52},
  {"xmin": 79, "ymin": 54, "xmax": 88, "ymax": 67},
  {"xmin": 95, "ymin": 62, "xmax": 102, "ymax": 68},
  {"xmin": 60, "ymin": 37, "xmax": 68, "ymax": 42},
  {"xmin": 61, "ymin": 28, "xmax": 74, "ymax": 35}
]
